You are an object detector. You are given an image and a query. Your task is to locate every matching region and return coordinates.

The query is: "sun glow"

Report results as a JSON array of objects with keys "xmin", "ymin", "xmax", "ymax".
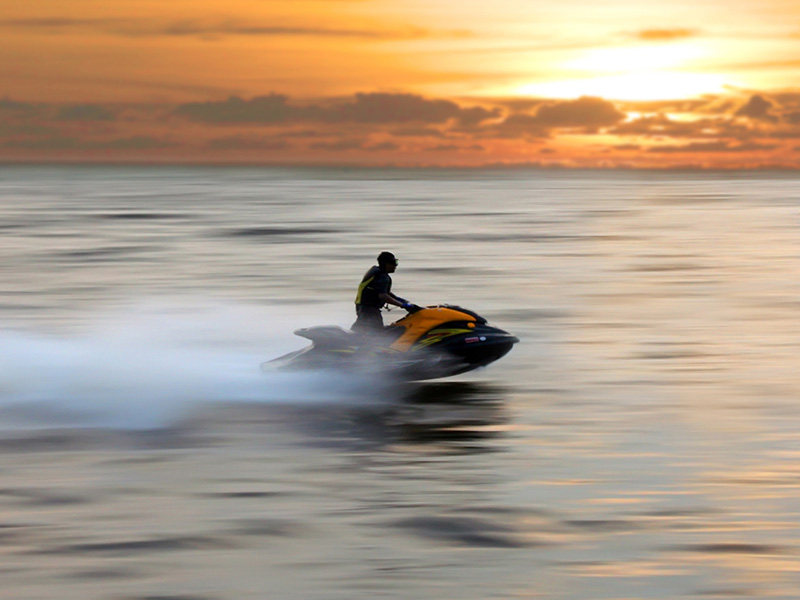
[
  {"xmin": 569, "ymin": 44, "xmax": 703, "ymax": 73},
  {"xmin": 514, "ymin": 43, "xmax": 729, "ymax": 101}
]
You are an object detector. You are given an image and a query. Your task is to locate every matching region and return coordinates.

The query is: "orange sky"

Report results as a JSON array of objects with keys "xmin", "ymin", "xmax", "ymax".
[{"xmin": 2, "ymin": 0, "xmax": 800, "ymax": 168}]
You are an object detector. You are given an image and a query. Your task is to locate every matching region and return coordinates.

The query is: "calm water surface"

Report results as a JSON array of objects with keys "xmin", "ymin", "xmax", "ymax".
[{"xmin": 1, "ymin": 166, "xmax": 800, "ymax": 599}]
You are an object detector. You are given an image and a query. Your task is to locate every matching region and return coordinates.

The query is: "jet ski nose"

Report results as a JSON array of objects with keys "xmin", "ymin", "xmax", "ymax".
[{"xmin": 488, "ymin": 326, "xmax": 518, "ymax": 343}]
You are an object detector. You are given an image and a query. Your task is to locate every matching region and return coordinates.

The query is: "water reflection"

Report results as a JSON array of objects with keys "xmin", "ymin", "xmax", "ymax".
[
  {"xmin": 391, "ymin": 382, "xmax": 509, "ymax": 449},
  {"xmin": 191, "ymin": 381, "xmax": 511, "ymax": 454}
]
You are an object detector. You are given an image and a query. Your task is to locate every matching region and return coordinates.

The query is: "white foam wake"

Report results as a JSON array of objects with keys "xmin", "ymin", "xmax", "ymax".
[{"xmin": 0, "ymin": 300, "xmax": 384, "ymax": 429}]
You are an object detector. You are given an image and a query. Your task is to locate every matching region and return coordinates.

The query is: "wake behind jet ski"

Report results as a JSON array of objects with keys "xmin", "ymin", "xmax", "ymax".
[{"xmin": 263, "ymin": 304, "xmax": 519, "ymax": 381}]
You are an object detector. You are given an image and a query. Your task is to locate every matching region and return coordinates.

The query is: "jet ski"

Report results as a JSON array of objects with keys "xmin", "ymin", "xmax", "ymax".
[{"xmin": 263, "ymin": 305, "xmax": 519, "ymax": 381}]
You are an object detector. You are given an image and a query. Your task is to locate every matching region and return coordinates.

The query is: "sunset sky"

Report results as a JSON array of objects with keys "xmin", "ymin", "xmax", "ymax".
[{"xmin": 2, "ymin": 0, "xmax": 800, "ymax": 168}]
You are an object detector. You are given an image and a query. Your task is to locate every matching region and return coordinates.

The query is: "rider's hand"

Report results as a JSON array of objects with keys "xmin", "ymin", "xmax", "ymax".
[{"xmin": 403, "ymin": 303, "xmax": 422, "ymax": 313}]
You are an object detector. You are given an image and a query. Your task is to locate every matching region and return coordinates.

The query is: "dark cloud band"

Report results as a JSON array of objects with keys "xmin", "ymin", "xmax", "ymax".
[{"xmin": 0, "ymin": 18, "xmax": 428, "ymax": 40}]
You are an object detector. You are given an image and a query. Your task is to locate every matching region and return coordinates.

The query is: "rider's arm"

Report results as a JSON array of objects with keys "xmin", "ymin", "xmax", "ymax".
[
  {"xmin": 379, "ymin": 293, "xmax": 406, "ymax": 308},
  {"xmin": 383, "ymin": 292, "xmax": 420, "ymax": 311}
]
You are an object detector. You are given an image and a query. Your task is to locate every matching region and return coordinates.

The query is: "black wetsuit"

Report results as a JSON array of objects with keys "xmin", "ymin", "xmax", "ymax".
[{"xmin": 352, "ymin": 265, "xmax": 392, "ymax": 333}]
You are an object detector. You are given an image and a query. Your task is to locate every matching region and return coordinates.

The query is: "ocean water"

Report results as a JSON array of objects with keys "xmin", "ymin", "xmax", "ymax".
[{"xmin": 1, "ymin": 165, "xmax": 800, "ymax": 599}]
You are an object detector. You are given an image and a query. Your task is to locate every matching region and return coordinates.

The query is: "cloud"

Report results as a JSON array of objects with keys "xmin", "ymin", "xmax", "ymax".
[
  {"xmin": 5, "ymin": 89, "xmax": 800, "ymax": 167},
  {"xmin": 282, "ymin": 129, "xmax": 326, "ymax": 138},
  {"xmin": 175, "ymin": 93, "xmax": 497, "ymax": 126},
  {"xmin": 648, "ymin": 141, "xmax": 778, "ymax": 153},
  {"xmin": 306, "ymin": 138, "xmax": 407, "ymax": 152},
  {"xmin": 0, "ymin": 98, "xmax": 43, "ymax": 117},
  {"xmin": 56, "ymin": 104, "xmax": 116, "ymax": 121},
  {"xmin": 456, "ymin": 105, "xmax": 502, "ymax": 126},
  {"xmin": 688, "ymin": 97, "xmax": 740, "ymax": 116},
  {"xmin": 161, "ymin": 23, "xmax": 424, "ymax": 40},
  {"xmin": 735, "ymin": 95, "xmax": 778, "ymax": 122},
  {"xmin": 0, "ymin": 98, "xmax": 36, "ymax": 111},
  {"xmin": 423, "ymin": 143, "xmax": 483, "ymax": 152},
  {"xmin": 619, "ymin": 98, "xmax": 712, "ymax": 114},
  {"xmin": 325, "ymin": 93, "xmax": 471, "ymax": 124},
  {"xmin": 0, "ymin": 18, "xmax": 428, "ymax": 41},
  {"xmin": 309, "ymin": 139, "xmax": 367, "ymax": 151},
  {"xmin": 2, "ymin": 136, "xmax": 80, "ymax": 150},
  {"xmin": 0, "ymin": 123, "xmax": 61, "ymax": 137},
  {"xmin": 611, "ymin": 115, "xmax": 692, "ymax": 136},
  {"xmin": 784, "ymin": 112, "xmax": 800, "ymax": 124},
  {"xmin": 531, "ymin": 97, "xmax": 626, "ymax": 128},
  {"xmin": 206, "ymin": 136, "xmax": 289, "ymax": 150},
  {"xmin": 175, "ymin": 95, "xmax": 297, "ymax": 123},
  {"xmin": 611, "ymin": 115, "xmax": 755, "ymax": 139},
  {"xmin": 427, "ymin": 144, "xmax": 461, "ymax": 152},
  {"xmin": 98, "ymin": 136, "xmax": 175, "ymax": 150},
  {"xmin": 366, "ymin": 141, "xmax": 401, "ymax": 151},
  {"xmin": 495, "ymin": 99, "xmax": 547, "ymax": 112},
  {"xmin": 762, "ymin": 126, "xmax": 800, "ymax": 139},
  {"xmin": 3, "ymin": 135, "xmax": 173, "ymax": 150},
  {"xmin": 635, "ymin": 29, "xmax": 698, "ymax": 41},
  {"xmin": 772, "ymin": 93, "xmax": 800, "ymax": 111},
  {"xmin": 490, "ymin": 113, "xmax": 550, "ymax": 138},
  {"xmin": 491, "ymin": 97, "xmax": 624, "ymax": 136},
  {"xmin": 390, "ymin": 127, "xmax": 447, "ymax": 138}
]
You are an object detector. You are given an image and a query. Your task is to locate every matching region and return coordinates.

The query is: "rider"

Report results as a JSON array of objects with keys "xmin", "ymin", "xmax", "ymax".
[{"xmin": 352, "ymin": 251, "xmax": 418, "ymax": 333}]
